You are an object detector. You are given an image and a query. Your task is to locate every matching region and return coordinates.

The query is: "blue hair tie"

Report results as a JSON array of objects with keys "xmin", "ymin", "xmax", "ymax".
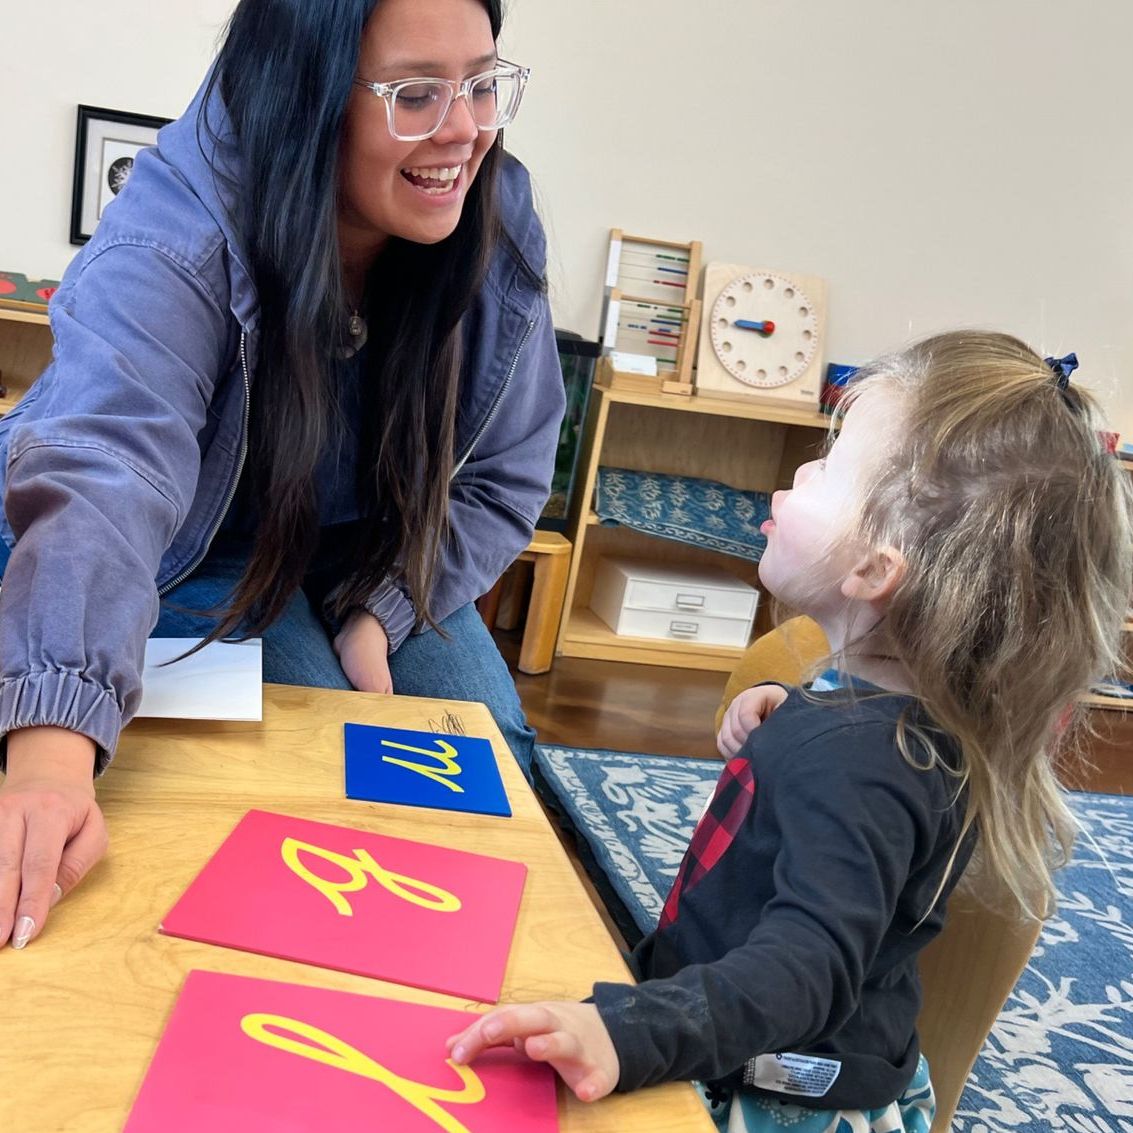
[{"xmin": 1044, "ymin": 352, "xmax": 1078, "ymax": 390}]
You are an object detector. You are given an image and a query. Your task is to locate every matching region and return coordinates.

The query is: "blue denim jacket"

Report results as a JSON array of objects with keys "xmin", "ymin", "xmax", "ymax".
[{"xmin": 0, "ymin": 79, "xmax": 563, "ymax": 770}]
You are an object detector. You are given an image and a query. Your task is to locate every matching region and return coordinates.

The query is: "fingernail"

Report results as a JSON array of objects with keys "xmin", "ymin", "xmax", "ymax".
[
  {"xmin": 51, "ymin": 884, "xmax": 63, "ymax": 908},
  {"xmin": 12, "ymin": 916, "xmax": 35, "ymax": 950},
  {"xmin": 452, "ymin": 1045, "xmax": 466, "ymax": 1063}
]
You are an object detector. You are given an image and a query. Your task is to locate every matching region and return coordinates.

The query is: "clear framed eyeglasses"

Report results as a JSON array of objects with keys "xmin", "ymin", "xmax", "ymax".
[{"xmin": 353, "ymin": 59, "xmax": 531, "ymax": 142}]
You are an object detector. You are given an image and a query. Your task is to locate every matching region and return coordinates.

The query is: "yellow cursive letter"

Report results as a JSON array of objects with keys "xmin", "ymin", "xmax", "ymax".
[
  {"xmin": 381, "ymin": 739, "xmax": 465, "ymax": 794},
  {"xmin": 280, "ymin": 838, "xmax": 462, "ymax": 917},
  {"xmin": 242, "ymin": 1013, "xmax": 484, "ymax": 1133}
]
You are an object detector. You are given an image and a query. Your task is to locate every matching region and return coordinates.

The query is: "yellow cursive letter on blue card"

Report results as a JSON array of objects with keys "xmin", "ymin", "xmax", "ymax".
[{"xmin": 380, "ymin": 739, "xmax": 465, "ymax": 794}]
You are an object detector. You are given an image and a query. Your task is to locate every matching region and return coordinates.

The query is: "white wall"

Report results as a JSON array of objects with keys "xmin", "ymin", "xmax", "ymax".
[{"xmin": 4, "ymin": 1, "xmax": 1132, "ymax": 435}]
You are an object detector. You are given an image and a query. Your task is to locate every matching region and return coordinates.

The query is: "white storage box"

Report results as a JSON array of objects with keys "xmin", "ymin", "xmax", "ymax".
[{"xmin": 589, "ymin": 557, "xmax": 759, "ymax": 647}]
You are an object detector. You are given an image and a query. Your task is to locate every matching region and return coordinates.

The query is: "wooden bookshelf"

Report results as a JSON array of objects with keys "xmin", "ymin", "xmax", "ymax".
[
  {"xmin": 1086, "ymin": 461, "xmax": 1133, "ymax": 711},
  {"xmin": 0, "ymin": 306, "xmax": 52, "ymax": 415},
  {"xmin": 557, "ymin": 382, "xmax": 828, "ymax": 671}
]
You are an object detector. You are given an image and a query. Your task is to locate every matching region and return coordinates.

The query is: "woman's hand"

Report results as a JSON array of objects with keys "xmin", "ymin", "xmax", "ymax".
[
  {"xmin": 334, "ymin": 608, "xmax": 394, "ymax": 694},
  {"xmin": 716, "ymin": 684, "xmax": 789, "ymax": 758},
  {"xmin": 446, "ymin": 1002, "xmax": 620, "ymax": 1103},
  {"xmin": 0, "ymin": 727, "xmax": 106, "ymax": 949}
]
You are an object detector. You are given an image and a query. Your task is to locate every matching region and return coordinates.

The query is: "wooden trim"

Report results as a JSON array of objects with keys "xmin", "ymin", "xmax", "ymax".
[
  {"xmin": 593, "ymin": 380, "xmax": 830, "ymax": 429},
  {"xmin": 0, "ymin": 307, "xmax": 50, "ymax": 327}
]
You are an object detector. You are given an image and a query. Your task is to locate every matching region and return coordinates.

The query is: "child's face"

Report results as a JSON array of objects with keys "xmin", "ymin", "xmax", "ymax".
[{"xmin": 758, "ymin": 389, "xmax": 895, "ymax": 617}]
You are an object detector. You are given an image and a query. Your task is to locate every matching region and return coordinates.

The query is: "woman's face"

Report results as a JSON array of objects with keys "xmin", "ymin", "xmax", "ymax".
[{"xmin": 338, "ymin": 0, "xmax": 498, "ymax": 252}]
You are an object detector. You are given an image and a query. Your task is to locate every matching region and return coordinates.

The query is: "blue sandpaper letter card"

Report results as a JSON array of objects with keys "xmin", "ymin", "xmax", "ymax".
[{"xmin": 344, "ymin": 723, "xmax": 512, "ymax": 817}]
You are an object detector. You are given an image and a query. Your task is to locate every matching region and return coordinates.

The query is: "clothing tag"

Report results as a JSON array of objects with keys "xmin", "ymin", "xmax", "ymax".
[{"xmin": 743, "ymin": 1052, "xmax": 842, "ymax": 1098}]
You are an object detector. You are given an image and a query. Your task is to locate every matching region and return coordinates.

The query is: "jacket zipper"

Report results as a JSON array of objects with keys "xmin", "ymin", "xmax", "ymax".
[
  {"xmin": 157, "ymin": 329, "xmax": 252, "ymax": 596},
  {"xmin": 452, "ymin": 316, "xmax": 536, "ymax": 477}
]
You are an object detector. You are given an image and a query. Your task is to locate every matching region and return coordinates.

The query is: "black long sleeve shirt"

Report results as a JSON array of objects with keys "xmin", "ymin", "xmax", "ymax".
[{"xmin": 591, "ymin": 686, "xmax": 971, "ymax": 1110}]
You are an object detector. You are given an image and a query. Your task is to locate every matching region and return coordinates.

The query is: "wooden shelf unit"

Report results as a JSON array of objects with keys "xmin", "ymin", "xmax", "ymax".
[
  {"xmin": 557, "ymin": 380, "xmax": 829, "ymax": 671},
  {"xmin": 1086, "ymin": 463, "xmax": 1133, "ymax": 712},
  {"xmin": 0, "ymin": 306, "xmax": 52, "ymax": 416}
]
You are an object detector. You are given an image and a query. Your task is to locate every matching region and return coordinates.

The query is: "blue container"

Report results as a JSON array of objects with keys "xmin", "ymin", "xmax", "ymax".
[{"xmin": 821, "ymin": 363, "xmax": 858, "ymax": 415}]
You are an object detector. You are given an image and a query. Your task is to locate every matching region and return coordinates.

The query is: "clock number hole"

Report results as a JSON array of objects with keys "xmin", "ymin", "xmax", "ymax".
[
  {"xmin": 799, "ymin": 306, "xmax": 809, "ymax": 317},
  {"xmin": 762, "ymin": 278, "xmax": 775, "ymax": 290},
  {"xmin": 725, "ymin": 296, "xmax": 736, "ymax": 308},
  {"xmin": 757, "ymin": 368, "xmax": 767, "ymax": 380},
  {"xmin": 784, "ymin": 287, "xmax": 795, "ymax": 299},
  {"xmin": 778, "ymin": 366, "xmax": 789, "ymax": 378}
]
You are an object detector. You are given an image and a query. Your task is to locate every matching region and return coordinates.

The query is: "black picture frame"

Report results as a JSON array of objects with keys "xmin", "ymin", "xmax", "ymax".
[{"xmin": 70, "ymin": 104, "xmax": 172, "ymax": 245}]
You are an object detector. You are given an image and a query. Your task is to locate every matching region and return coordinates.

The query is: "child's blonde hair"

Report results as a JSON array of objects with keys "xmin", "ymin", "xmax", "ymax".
[{"xmin": 837, "ymin": 331, "xmax": 1133, "ymax": 920}]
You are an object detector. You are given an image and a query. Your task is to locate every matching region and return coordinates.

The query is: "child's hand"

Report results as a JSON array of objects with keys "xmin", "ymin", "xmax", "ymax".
[
  {"xmin": 446, "ymin": 1001, "xmax": 620, "ymax": 1103},
  {"xmin": 717, "ymin": 684, "xmax": 788, "ymax": 758}
]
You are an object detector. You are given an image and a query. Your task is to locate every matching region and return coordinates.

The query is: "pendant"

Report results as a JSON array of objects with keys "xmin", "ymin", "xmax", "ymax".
[{"xmin": 342, "ymin": 310, "xmax": 368, "ymax": 359}]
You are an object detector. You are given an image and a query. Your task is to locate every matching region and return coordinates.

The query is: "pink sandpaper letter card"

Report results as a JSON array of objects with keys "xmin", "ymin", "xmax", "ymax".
[
  {"xmin": 125, "ymin": 969, "xmax": 559, "ymax": 1133},
  {"xmin": 159, "ymin": 809, "xmax": 527, "ymax": 1003}
]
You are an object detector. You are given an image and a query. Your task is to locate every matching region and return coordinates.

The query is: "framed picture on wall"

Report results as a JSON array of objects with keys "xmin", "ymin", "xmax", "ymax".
[{"xmin": 70, "ymin": 105, "xmax": 172, "ymax": 245}]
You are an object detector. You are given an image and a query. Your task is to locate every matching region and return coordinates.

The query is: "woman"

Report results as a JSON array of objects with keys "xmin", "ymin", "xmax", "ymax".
[{"xmin": 0, "ymin": 0, "xmax": 563, "ymax": 950}]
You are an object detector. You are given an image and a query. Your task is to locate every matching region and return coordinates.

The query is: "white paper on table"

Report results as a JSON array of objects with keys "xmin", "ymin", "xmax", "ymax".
[{"xmin": 137, "ymin": 638, "xmax": 263, "ymax": 721}]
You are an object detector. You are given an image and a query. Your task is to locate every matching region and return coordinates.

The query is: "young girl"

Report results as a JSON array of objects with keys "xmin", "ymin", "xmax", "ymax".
[
  {"xmin": 447, "ymin": 332, "xmax": 1133, "ymax": 1131},
  {"xmin": 0, "ymin": 0, "xmax": 561, "ymax": 951}
]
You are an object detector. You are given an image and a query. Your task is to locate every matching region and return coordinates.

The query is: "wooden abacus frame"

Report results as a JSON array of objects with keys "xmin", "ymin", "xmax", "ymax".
[{"xmin": 600, "ymin": 230, "xmax": 703, "ymax": 396}]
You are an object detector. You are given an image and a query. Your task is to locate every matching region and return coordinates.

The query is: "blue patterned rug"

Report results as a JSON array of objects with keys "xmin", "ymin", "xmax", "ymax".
[
  {"xmin": 534, "ymin": 744, "xmax": 1133, "ymax": 1132},
  {"xmin": 594, "ymin": 466, "xmax": 771, "ymax": 561}
]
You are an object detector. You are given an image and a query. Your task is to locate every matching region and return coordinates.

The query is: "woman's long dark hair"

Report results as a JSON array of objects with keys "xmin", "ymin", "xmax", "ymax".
[{"xmin": 199, "ymin": 0, "xmax": 520, "ymax": 641}]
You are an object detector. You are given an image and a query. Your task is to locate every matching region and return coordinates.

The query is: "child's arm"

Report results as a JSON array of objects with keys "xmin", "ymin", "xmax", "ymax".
[
  {"xmin": 452, "ymin": 721, "xmax": 949, "ymax": 1097},
  {"xmin": 716, "ymin": 683, "xmax": 789, "ymax": 757},
  {"xmin": 447, "ymin": 1002, "xmax": 619, "ymax": 1102}
]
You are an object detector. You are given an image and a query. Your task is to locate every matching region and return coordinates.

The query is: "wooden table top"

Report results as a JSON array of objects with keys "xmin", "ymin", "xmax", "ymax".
[{"xmin": 0, "ymin": 683, "xmax": 713, "ymax": 1132}]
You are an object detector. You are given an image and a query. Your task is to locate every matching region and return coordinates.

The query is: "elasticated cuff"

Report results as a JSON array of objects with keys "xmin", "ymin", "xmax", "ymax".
[
  {"xmin": 362, "ymin": 580, "xmax": 417, "ymax": 653},
  {"xmin": 0, "ymin": 669, "xmax": 122, "ymax": 775}
]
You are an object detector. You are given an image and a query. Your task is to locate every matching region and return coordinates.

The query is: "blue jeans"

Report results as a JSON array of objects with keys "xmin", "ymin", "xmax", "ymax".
[{"xmin": 2, "ymin": 535, "xmax": 536, "ymax": 775}]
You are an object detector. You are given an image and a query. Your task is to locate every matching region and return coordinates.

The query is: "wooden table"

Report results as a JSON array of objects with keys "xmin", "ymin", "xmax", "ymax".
[{"xmin": 0, "ymin": 684, "xmax": 713, "ymax": 1132}]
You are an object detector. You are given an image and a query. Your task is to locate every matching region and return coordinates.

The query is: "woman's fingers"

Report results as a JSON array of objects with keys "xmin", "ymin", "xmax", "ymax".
[
  {"xmin": 12, "ymin": 801, "xmax": 71, "ymax": 948},
  {"xmin": 0, "ymin": 789, "xmax": 108, "ymax": 949},
  {"xmin": 55, "ymin": 803, "xmax": 108, "ymax": 897},
  {"xmin": 0, "ymin": 804, "xmax": 27, "ymax": 946}
]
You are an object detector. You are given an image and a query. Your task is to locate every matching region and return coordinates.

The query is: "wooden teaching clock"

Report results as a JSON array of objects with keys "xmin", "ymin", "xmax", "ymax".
[{"xmin": 695, "ymin": 262, "xmax": 827, "ymax": 409}]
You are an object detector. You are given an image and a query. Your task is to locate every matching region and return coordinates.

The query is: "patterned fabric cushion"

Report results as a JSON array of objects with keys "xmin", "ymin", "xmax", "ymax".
[
  {"xmin": 594, "ymin": 466, "xmax": 771, "ymax": 561},
  {"xmin": 533, "ymin": 743, "xmax": 1133, "ymax": 1133}
]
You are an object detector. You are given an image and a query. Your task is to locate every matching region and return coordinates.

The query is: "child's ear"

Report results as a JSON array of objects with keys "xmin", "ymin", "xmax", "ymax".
[{"xmin": 841, "ymin": 546, "xmax": 905, "ymax": 604}]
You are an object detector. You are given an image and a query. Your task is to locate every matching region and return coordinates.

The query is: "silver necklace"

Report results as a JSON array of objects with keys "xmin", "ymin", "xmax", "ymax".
[{"xmin": 342, "ymin": 308, "xmax": 368, "ymax": 359}]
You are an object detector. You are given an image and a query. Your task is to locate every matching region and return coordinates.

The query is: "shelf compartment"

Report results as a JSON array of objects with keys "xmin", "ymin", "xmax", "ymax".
[{"xmin": 558, "ymin": 607, "xmax": 747, "ymax": 672}]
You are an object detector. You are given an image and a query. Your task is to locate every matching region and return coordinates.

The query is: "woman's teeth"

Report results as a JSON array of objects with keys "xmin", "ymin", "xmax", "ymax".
[{"xmin": 401, "ymin": 166, "xmax": 462, "ymax": 194}]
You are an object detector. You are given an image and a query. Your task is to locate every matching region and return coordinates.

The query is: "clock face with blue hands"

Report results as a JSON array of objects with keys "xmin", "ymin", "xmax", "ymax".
[{"xmin": 709, "ymin": 271, "xmax": 820, "ymax": 388}]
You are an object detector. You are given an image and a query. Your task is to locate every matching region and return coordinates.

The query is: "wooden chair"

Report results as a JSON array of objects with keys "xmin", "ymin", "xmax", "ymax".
[
  {"xmin": 719, "ymin": 617, "xmax": 1040, "ymax": 1131},
  {"xmin": 476, "ymin": 530, "xmax": 572, "ymax": 674}
]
